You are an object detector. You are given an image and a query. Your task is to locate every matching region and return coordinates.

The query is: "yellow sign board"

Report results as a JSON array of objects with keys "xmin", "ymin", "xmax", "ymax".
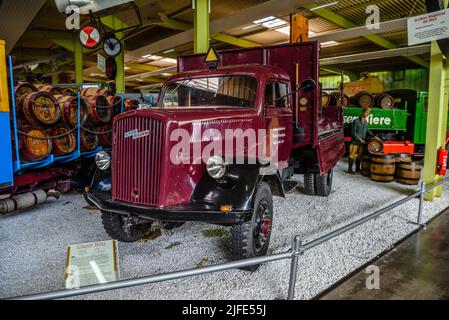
[
  {"xmin": 204, "ymin": 47, "xmax": 220, "ymax": 64},
  {"xmin": 0, "ymin": 40, "xmax": 11, "ymax": 112}
]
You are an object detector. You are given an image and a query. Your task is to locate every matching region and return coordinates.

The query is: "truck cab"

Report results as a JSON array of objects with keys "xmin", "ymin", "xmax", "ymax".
[{"xmin": 85, "ymin": 42, "xmax": 345, "ymax": 268}]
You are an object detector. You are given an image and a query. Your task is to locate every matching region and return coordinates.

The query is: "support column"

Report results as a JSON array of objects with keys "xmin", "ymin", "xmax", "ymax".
[
  {"xmin": 114, "ymin": 17, "xmax": 125, "ymax": 94},
  {"xmin": 52, "ymin": 73, "xmax": 59, "ymax": 85},
  {"xmin": 193, "ymin": 0, "xmax": 210, "ymax": 54},
  {"xmin": 423, "ymin": 41, "xmax": 448, "ymax": 200},
  {"xmin": 74, "ymin": 35, "xmax": 83, "ymax": 84}
]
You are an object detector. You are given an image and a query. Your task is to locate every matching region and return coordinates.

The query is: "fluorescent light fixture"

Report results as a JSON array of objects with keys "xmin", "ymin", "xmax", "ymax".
[
  {"xmin": 241, "ymin": 24, "xmax": 258, "ymax": 30},
  {"xmin": 321, "ymin": 41, "xmax": 338, "ymax": 47},
  {"xmin": 309, "ymin": 1, "xmax": 339, "ymax": 11},
  {"xmin": 276, "ymin": 26, "xmax": 290, "ymax": 36},
  {"xmin": 160, "ymin": 58, "xmax": 177, "ymax": 64},
  {"xmin": 161, "ymin": 73, "xmax": 173, "ymax": 77},
  {"xmin": 142, "ymin": 54, "xmax": 162, "ymax": 60},
  {"xmin": 253, "ymin": 16, "xmax": 277, "ymax": 24},
  {"xmin": 124, "ymin": 66, "xmax": 130, "ymax": 70},
  {"xmin": 163, "ymin": 49, "xmax": 175, "ymax": 53}
]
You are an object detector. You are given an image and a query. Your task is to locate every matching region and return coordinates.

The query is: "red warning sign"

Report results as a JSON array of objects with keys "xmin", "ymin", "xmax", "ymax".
[{"xmin": 79, "ymin": 25, "xmax": 101, "ymax": 49}]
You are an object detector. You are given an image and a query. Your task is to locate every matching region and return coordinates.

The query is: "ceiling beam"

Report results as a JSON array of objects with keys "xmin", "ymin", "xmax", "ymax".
[
  {"xmin": 303, "ymin": 4, "xmax": 429, "ymax": 68},
  {"xmin": 124, "ymin": 0, "xmax": 313, "ymax": 62},
  {"xmin": 310, "ymin": 17, "xmax": 408, "ymax": 43},
  {"xmin": 320, "ymin": 44, "xmax": 431, "ymax": 66}
]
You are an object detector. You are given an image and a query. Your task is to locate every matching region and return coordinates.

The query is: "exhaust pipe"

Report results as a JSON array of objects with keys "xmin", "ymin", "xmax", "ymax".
[{"xmin": 0, "ymin": 190, "xmax": 48, "ymax": 215}]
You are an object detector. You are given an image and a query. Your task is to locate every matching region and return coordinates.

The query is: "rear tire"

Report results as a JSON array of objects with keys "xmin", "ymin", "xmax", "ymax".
[
  {"xmin": 303, "ymin": 173, "xmax": 315, "ymax": 195},
  {"xmin": 231, "ymin": 181, "xmax": 273, "ymax": 271},
  {"xmin": 315, "ymin": 169, "xmax": 334, "ymax": 197},
  {"xmin": 101, "ymin": 211, "xmax": 152, "ymax": 242}
]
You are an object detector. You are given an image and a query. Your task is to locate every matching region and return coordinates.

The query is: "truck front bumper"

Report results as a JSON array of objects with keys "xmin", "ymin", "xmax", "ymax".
[{"xmin": 84, "ymin": 188, "xmax": 253, "ymax": 225}]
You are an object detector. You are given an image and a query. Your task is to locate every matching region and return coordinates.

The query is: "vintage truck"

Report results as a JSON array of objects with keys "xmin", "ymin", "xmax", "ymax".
[{"xmin": 85, "ymin": 42, "xmax": 345, "ymax": 268}]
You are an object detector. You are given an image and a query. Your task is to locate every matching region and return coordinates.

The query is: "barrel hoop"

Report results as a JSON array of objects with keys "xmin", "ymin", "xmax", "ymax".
[
  {"xmin": 398, "ymin": 168, "xmax": 422, "ymax": 172},
  {"xmin": 370, "ymin": 172, "xmax": 395, "ymax": 177}
]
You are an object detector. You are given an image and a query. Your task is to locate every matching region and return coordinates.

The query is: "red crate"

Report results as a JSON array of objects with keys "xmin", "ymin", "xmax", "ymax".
[{"xmin": 383, "ymin": 141, "xmax": 415, "ymax": 155}]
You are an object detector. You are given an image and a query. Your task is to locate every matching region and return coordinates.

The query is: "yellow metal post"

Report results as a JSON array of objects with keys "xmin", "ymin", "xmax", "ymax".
[
  {"xmin": 114, "ymin": 17, "xmax": 125, "ymax": 94},
  {"xmin": 423, "ymin": 42, "xmax": 448, "ymax": 200},
  {"xmin": 74, "ymin": 35, "xmax": 83, "ymax": 83},
  {"xmin": 193, "ymin": 0, "xmax": 210, "ymax": 54}
]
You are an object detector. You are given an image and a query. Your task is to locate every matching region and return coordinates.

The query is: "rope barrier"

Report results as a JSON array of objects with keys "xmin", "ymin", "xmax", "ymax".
[{"xmin": 18, "ymin": 125, "xmax": 112, "ymax": 140}]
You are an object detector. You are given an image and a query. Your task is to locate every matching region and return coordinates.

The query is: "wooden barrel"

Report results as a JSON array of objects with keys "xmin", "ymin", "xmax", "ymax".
[
  {"xmin": 85, "ymin": 95, "xmax": 112, "ymax": 125},
  {"xmin": 394, "ymin": 153, "xmax": 412, "ymax": 164},
  {"xmin": 124, "ymin": 98, "xmax": 139, "ymax": 111},
  {"xmin": 35, "ymin": 84, "xmax": 65, "ymax": 96},
  {"xmin": 48, "ymin": 126, "xmax": 76, "ymax": 156},
  {"xmin": 80, "ymin": 127, "xmax": 99, "ymax": 151},
  {"xmin": 16, "ymin": 91, "xmax": 61, "ymax": 127},
  {"xmin": 321, "ymin": 93, "xmax": 332, "ymax": 107},
  {"xmin": 96, "ymin": 125, "xmax": 112, "ymax": 147},
  {"xmin": 81, "ymin": 88, "xmax": 114, "ymax": 97},
  {"xmin": 106, "ymin": 96, "xmax": 123, "ymax": 116},
  {"xmin": 374, "ymin": 93, "xmax": 394, "ymax": 109},
  {"xmin": 397, "ymin": 161, "xmax": 422, "ymax": 185},
  {"xmin": 361, "ymin": 155, "xmax": 371, "ymax": 177},
  {"xmin": 15, "ymin": 82, "xmax": 38, "ymax": 97},
  {"xmin": 367, "ymin": 139, "xmax": 383, "ymax": 154},
  {"xmin": 55, "ymin": 95, "xmax": 88, "ymax": 127},
  {"xmin": 352, "ymin": 91, "xmax": 374, "ymax": 108},
  {"xmin": 18, "ymin": 126, "xmax": 52, "ymax": 162},
  {"xmin": 370, "ymin": 154, "xmax": 396, "ymax": 182},
  {"xmin": 331, "ymin": 92, "xmax": 350, "ymax": 107}
]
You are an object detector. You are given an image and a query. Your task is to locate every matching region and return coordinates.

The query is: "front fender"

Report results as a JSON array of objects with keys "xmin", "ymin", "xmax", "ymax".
[{"xmin": 192, "ymin": 164, "xmax": 285, "ymax": 211}]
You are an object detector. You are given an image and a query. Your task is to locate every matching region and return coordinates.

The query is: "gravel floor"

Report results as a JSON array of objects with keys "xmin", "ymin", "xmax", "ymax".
[{"xmin": 1, "ymin": 160, "xmax": 448, "ymax": 300}]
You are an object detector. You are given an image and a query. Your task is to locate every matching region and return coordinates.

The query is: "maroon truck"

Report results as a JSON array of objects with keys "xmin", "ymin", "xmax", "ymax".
[{"xmin": 85, "ymin": 42, "xmax": 345, "ymax": 268}]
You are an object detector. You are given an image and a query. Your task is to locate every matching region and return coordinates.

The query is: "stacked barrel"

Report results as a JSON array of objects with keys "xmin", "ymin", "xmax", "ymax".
[
  {"xmin": 321, "ymin": 90, "xmax": 395, "ymax": 109},
  {"xmin": 360, "ymin": 147, "xmax": 422, "ymax": 185},
  {"xmin": 13, "ymin": 82, "xmax": 140, "ymax": 162}
]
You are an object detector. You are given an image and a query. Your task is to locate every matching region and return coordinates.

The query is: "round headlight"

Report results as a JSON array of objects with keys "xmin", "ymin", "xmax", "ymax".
[
  {"xmin": 206, "ymin": 156, "xmax": 227, "ymax": 179},
  {"xmin": 95, "ymin": 151, "xmax": 111, "ymax": 171}
]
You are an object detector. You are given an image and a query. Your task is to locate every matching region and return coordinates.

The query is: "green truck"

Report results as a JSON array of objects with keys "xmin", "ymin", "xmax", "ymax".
[{"xmin": 343, "ymin": 90, "xmax": 449, "ymax": 155}]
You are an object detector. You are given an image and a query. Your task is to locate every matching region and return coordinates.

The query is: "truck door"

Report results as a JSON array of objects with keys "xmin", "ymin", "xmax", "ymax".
[{"xmin": 263, "ymin": 81, "xmax": 293, "ymax": 170}]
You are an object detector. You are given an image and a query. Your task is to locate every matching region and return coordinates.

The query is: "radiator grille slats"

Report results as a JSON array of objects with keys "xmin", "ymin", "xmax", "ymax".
[{"xmin": 112, "ymin": 116, "xmax": 164, "ymax": 206}]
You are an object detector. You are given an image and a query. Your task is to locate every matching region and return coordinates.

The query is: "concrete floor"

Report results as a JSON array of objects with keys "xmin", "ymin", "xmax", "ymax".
[{"xmin": 320, "ymin": 208, "xmax": 449, "ymax": 300}]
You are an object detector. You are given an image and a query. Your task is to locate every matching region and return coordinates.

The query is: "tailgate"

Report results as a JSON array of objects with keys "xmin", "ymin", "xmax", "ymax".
[{"xmin": 317, "ymin": 131, "xmax": 345, "ymax": 175}]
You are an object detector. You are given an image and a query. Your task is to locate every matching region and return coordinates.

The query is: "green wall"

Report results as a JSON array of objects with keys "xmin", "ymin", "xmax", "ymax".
[{"xmin": 320, "ymin": 69, "xmax": 429, "ymax": 92}]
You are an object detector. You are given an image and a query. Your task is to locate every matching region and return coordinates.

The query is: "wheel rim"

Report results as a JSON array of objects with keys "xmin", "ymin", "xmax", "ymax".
[{"xmin": 253, "ymin": 200, "xmax": 272, "ymax": 253}]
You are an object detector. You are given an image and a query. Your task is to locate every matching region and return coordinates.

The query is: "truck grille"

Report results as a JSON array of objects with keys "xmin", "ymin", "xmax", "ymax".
[{"xmin": 112, "ymin": 116, "xmax": 164, "ymax": 206}]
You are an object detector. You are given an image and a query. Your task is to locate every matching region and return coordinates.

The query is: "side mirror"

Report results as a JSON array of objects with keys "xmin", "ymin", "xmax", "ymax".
[{"xmin": 299, "ymin": 79, "xmax": 316, "ymax": 92}]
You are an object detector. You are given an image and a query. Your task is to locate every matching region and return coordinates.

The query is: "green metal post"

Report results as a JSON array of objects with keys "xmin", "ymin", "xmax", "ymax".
[
  {"xmin": 423, "ymin": 42, "xmax": 447, "ymax": 200},
  {"xmin": 193, "ymin": 0, "xmax": 210, "ymax": 54},
  {"xmin": 74, "ymin": 35, "xmax": 83, "ymax": 84}
]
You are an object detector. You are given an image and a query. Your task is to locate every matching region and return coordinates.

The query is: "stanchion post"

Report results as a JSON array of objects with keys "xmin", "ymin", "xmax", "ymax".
[
  {"xmin": 287, "ymin": 235, "xmax": 302, "ymax": 300},
  {"xmin": 417, "ymin": 181, "xmax": 425, "ymax": 227}
]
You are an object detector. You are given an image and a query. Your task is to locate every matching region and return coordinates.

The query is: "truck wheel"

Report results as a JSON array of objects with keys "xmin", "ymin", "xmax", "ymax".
[
  {"xmin": 304, "ymin": 173, "xmax": 315, "ymax": 195},
  {"xmin": 101, "ymin": 212, "xmax": 152, "ymax": 242},
  {"xmin": 231, "ymin": 182, "xmax": 273, "ymax": 271},
  {"xmin": 315, "ymin": 169, "xmax": 334, "ymax": 197}
]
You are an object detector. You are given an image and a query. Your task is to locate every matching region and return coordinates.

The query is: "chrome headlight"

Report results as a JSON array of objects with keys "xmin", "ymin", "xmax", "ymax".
[
  {"xmin": 206, "ymin": 156, "xmax": 227, "ymax": 179},
  {"xmin": 95, "ymin": 151, "xmax": 111, "ymax": 171}
]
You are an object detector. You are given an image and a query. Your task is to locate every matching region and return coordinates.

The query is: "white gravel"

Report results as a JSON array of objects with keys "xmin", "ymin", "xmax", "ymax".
[{"xmin": 0, "ymin": 160, "xmax": 448, "ymax": 300}]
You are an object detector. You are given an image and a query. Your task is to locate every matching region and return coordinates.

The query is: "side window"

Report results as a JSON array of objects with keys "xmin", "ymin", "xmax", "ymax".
[{"xmin": 264, "ymin": 82, "xmax": 288, "ymax": 108}]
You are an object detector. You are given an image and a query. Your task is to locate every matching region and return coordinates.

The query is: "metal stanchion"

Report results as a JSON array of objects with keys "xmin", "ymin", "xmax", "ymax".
[
  {"xmin": 417, "ymin": 181, "xmax": 425, "ymax": 227},
  {"xmin": 287, "ymin": 235, "xmax": 302, "ymax": 300}
]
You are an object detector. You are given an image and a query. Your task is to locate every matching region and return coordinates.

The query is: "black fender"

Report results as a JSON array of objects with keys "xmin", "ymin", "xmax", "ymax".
[{"xmin": 192, "ymin": 164, "xmax": 285, "ymax": 211}]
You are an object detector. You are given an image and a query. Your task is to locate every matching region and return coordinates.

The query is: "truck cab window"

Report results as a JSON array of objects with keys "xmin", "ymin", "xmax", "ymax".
[
  {"xmin": 161, "ymin": 76, "xmax": 257, "ymax": 108},
  {"xmin": 265, "ymin": 82, "xmax": 288, "ymax": 108}
]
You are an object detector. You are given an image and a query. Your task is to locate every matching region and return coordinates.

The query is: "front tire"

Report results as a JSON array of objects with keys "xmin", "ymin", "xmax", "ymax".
[
  {"xmin": 231, "ymin": 181, "xmax": 273, "ymax": 271},
  {"xmin": 303, "ymin": 173, "xmax": 315, "ymax": 195},
  {"xmin": 101, "ymin": 211, "xmax": 152, "ymax": 242}
]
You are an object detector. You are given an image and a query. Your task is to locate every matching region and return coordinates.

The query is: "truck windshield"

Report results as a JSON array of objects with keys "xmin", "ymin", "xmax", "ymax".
[{"xmin": 161, "ymin": 76, "xmax": 257, "ymax": 108}]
